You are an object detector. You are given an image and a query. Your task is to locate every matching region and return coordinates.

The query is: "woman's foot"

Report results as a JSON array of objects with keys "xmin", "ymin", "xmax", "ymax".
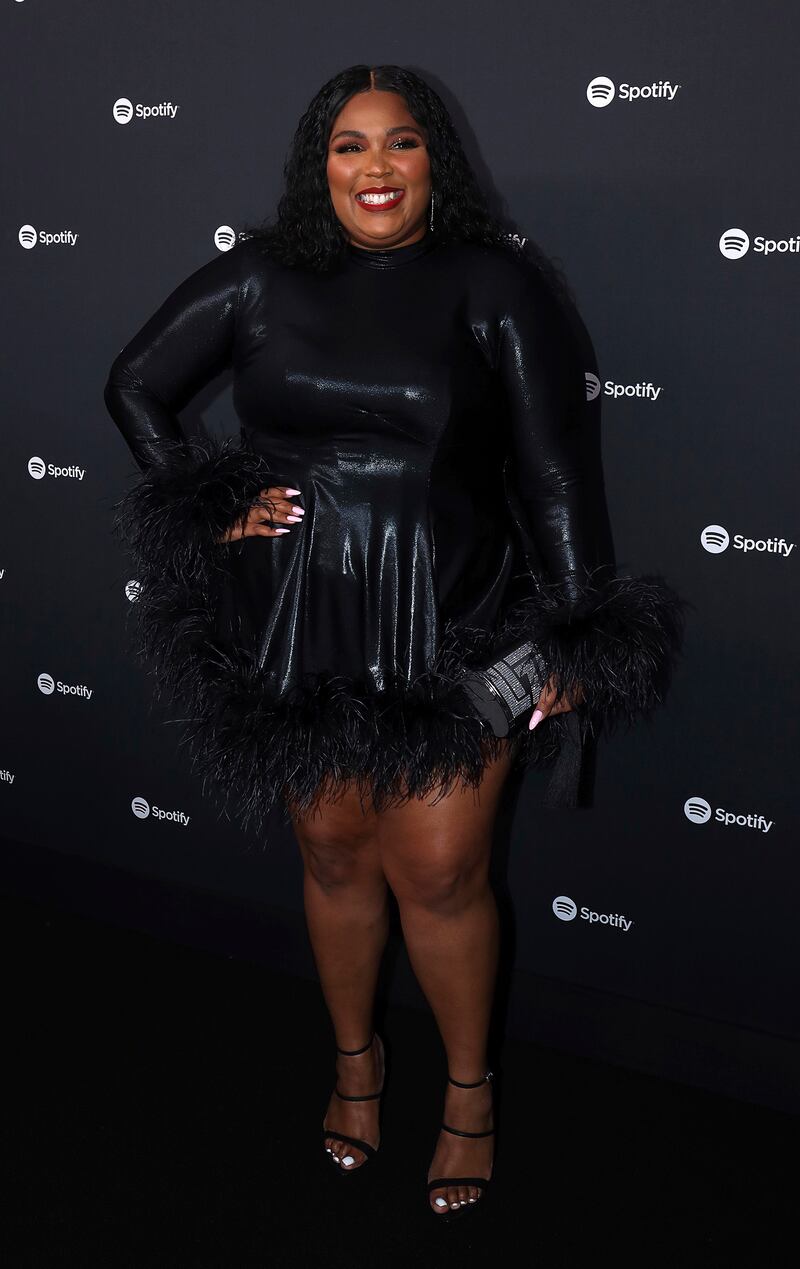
[
  {"xmin": 323, "ymin": 1033, "xmax": 385, "ymax": 1170},
  {"xmin": 427, "ymin": 1074, "xmax": 494, "ymax": 1214}
]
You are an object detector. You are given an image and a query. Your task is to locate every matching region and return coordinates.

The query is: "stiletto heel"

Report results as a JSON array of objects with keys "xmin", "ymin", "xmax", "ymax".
[
  {"xmin": 322, "ymin": 1032, "xmax": 387, "ymax": 1175},
  {"xmin": 427, "ymin": 1070, "xmax": 495, "ymax": 1219}
]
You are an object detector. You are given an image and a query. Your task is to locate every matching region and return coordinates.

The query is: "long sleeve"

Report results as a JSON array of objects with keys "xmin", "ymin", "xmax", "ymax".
[
  {"xmin": 104, "ymin": 246, "xmax": 243, "ymax": 471},
  {"xmin": 492, "ymin": 256, "xmax": 688, "ymax": 806},
  {"xmin": 105, "ymin": 241, "xmax": 279, "ymax": 595},
  {"xmin": 496, "ymin": 262, "xmax": 607, "ymax": 608}
]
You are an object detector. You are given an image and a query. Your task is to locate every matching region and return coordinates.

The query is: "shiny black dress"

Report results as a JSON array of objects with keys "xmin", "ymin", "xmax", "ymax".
[{"xmin": 104, "ymin": 229, "xmax": 684, "ymax": 829}]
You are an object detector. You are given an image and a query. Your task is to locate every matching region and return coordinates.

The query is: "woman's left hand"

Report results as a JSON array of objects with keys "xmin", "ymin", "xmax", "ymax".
[{"xmin": 529, "ymin": 675, "xmax": 584, "ymax": 730}]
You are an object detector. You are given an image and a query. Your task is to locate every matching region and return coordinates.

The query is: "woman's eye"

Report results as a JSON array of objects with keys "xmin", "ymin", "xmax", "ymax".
[{"xmin": 334, "ymin": 138, "xmax": 420, "ymax": 154}]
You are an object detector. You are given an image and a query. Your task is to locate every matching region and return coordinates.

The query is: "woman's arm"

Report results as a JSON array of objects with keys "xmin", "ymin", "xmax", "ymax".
[
  {"xmin": 495, "ymin": 256, "xmax": 687, "ymax": 744},
  {"xmin": 497, "ymin": 262, "xmax": 606, "ymax": 608},
  {"xmin": 105, "ymin": 240, "xmax": 294, "ymax": 580},
  {"xmin": 103, "ymin": 245, "xmax": 243, "ymax": 471}
]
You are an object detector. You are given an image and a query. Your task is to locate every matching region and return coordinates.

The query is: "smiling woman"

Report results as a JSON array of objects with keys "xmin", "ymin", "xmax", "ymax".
[
  {"xmin": 105, "ymin": 62, "xmax": 685, "ymax": 1223},
  {"xmin": 326, "ymin": 90, "xmax": 430, "ymax": 250}
]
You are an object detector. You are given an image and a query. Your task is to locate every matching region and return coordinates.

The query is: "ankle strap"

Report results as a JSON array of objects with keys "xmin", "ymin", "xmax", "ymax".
[
  {"xmin": 441, "ymin": 1121, "xmax": 495, "ymax": 1139},
  {"xmin": 336, "ymin": 1033, "xmax": 375, "ymax": 1057},
  {"xmin": 448, "ymin": 1070, "xmax": 494, "ymax": 1089}
]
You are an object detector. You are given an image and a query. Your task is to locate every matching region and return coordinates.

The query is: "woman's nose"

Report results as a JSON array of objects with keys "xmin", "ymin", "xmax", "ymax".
[{"xmin": 363, "ymin": 152, "xmax": 392, "ymax": 178}]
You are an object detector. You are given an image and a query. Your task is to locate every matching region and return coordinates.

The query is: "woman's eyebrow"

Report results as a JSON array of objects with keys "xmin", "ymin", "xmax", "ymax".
[{"xmin": 330, "ymin": 125, "xmax": 425, "ymax": 142}]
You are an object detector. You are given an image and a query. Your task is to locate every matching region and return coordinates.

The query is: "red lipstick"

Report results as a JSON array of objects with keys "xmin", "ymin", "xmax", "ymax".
[{"xmin": 354, "ymin": 186, "xmax": 406, "ymax": 212}]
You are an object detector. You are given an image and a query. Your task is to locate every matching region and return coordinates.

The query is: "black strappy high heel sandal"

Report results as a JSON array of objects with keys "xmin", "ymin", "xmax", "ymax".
[
  {"xmin": 322, "ymin": 1032, "xmax": 386, "ymax": 1175},
  {"xmin": 427, "ymin": 1070, "xmax": 495, "ymax": 1219}
]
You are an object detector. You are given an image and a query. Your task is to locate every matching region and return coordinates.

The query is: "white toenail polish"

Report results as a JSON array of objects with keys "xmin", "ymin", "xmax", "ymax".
[
  {"xmin": 435, "ymin": 1197, "xmax": 447, "ymax": 1208},
  {"xmin": 326, "ymin": 1147, "xmax": 332, "ymax": 1153},
  {"xmin": 451, "ymin": 1202, "xmax": 459, "ymax": 1209},
  {"xmin": 469, "ymin": 1197, "xmax": 476, "ymax": 1202},
  {"xmin": 341, "ymin": 1155, "xmax": 354, "ymax": 1167}
]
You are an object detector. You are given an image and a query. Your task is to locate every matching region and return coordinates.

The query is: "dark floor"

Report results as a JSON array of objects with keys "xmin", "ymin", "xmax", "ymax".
[{"xmin": 2, "ymin": 892, "xmax": 795, "ymax": 1268}]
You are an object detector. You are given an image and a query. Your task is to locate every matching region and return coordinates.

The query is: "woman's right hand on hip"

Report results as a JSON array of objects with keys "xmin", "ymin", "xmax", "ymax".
[{"xmin": 219, "ymin": 485, "xmax": 305, "ymax": 542}]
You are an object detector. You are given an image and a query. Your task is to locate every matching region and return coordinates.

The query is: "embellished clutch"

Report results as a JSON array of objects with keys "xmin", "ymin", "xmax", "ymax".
[{"xmin": 457, "ymin": 635, "xmax": 550, "ymax": 737}]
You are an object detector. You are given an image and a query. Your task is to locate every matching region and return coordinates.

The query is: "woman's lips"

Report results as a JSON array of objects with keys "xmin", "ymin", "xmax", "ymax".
[{"xmin": 354, "ymin": 189, "xmax": 406, "ymax": 212}]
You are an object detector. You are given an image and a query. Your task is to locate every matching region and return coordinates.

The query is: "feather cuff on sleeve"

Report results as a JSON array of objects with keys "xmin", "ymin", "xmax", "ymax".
[
  {"xmin": 112, "ymin": 434, "xmax": 281, "ymax": 588},
  {"xmin": 521, "ymin": 568, "xmax": 689, "ymax": 728},
  {"xmin": 495, "ymin": 567, "xmax": 690, "ymax": 807}
]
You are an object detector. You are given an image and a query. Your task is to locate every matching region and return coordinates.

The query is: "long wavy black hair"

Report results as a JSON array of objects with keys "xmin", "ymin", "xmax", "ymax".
[{"xmin": 241, "ymin": 63, "xmax": 576, "ymax": 309}]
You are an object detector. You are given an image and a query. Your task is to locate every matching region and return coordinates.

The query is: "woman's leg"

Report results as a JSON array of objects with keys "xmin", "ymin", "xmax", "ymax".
[
  {"xmin": 287, "ymin": 779, "xmax": 389, "ymax": 1169},
  {"xmin": 375, "ymin": 742, "xmax": 513, "ymax": 1213}
]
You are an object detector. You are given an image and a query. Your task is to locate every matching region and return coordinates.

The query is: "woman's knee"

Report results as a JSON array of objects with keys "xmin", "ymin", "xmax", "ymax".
[
  {"xmin": 291, "ymin": 790, "xmax": 381, "ymax": 891},
  {"xmin": 302, "ymin": 831, "xmax": 381, "ymax": 891},
  {"xmin": 384, "ymin": 842, "xmax": 489, "ymax": 914}
]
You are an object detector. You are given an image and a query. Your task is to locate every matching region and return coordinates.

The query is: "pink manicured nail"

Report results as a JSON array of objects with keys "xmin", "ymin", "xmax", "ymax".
[
  {"xmin": 284, "ymin": 488, "xmax": 301, "ymax": 496},
  {"xmin": 275, "ymin": 527, "xmax": 291, "ymax": 534},
  {"xmin": 286, "ymin": 515, "xmax": 302, "ymax": 522},
  {"xmin": 291, "ymin": 506, "xmax": 305, "ymax": 515},
  {"xmin": 529, "ymin": 709, "xmax": 544, "ymax": 730}
]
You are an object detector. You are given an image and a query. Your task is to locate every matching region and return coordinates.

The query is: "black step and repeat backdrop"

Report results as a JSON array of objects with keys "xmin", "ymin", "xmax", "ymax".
[{"xmin": 2, "ymin": 2, "xmax": 798, "ymax": 1070}]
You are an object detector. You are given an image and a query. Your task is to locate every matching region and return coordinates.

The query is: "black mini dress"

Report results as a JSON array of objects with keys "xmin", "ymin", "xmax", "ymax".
[{"xmin": 104, "ymin": 229, "xmax": 685, "ymax": 829}]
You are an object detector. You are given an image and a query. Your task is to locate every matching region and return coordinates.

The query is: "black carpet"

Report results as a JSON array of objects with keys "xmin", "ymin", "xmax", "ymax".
[{"xmin": 3, "ymin": 891, "xmax": 795, "ymax": 1268}]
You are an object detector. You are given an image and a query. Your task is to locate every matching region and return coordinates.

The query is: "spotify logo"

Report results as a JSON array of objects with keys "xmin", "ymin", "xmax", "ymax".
[
  {"xmin": 684, "ymin": 795, "xmax": 773, "ymax": 833},
  {"xmin": 719, "ymin": 229, "xmax": 750, "ymax": 259},
  {"xmin": 113, "ymin": 98, "xmax": 180, "ymax": 123},
  {"xmin": 113, "ymin": 98, "xmax": 134, "ymax": 124},
  {"xmin": 684, "ymin": 796, "xmax": 711, "ymax": 824},
  {"xmin": 131, "ymin": 796, "xmax": 191, "ymax": 827},
  {"xmin": 587, "ymin": 77, "xmax": 681, "ymax": 107},
  {"xmin": 587, "ymin": 77, "xmax": 615, "ymax": 107},
  {"xmin": 701, "ymin": 525, "xmax": 794, "ymax": 558},
  {"xmin": 553, "ymin": 894, "xmax": 633, "ymax": 932},
  {"xmin": 27, "ymin": 457, "xmax": 86, "ymax": 481},
  {"xmin": 701, "ymin": 524, "xmax": 729, "ymax": 554},
  {"xmin": 36, "ymin": 673, "xmax": 93, "ymax": 700},
  {"xmin": 719, "ymin": 227, "xmax": 800, "ymax": 258},
  {"xmin": 125, "ymin": 580, "xmax": 141, "ymax": 602},
  {"xmin": 214, "ymin": 226, "xmax": 238, "ymax": 252},
  {"xmin": 585, "ymin": 372, "xmax": 663, "ymax": 402},
  {"xmin": 552, "ymin": 895, "xmax": 577, "ymax": 921},
  {"xmin": 18, "ymin": 225, "xmax": 78, "ymax": 248}
]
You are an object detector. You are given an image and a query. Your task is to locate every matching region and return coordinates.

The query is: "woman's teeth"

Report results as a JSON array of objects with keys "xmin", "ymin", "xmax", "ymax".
[{"xmin": 356, "ymin": 190, "xmax": 404, "ymax": 205}]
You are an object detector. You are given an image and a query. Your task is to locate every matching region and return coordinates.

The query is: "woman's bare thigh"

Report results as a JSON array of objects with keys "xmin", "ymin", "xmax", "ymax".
[
  {"xmin": 284, "ymin": 776, "xmax": 379, "ymax": 850},
  {"xmin": 284, "ymin": 739, "xmax": 513, "ymax": 858},
  {"xmin": 375, "ymin": 740, "xmax": 514, "ymax": 868}
]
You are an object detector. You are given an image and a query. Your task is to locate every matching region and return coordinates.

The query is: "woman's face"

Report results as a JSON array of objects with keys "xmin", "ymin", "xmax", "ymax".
[{"xmin": 326, "ymin": 88, "xmax": 431, "ymax": 250}]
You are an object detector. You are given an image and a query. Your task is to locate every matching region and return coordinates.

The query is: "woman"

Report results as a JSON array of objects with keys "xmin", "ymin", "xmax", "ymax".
[{"xmin": 104, "ymin": 65, "xmax": 685, "ymax": 1219}]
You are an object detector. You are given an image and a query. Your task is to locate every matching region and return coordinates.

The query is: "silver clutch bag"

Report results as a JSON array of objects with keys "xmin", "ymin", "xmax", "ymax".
[{"xmin": 457, "ymin": 636, "xmax": 550, "ymax": 737}]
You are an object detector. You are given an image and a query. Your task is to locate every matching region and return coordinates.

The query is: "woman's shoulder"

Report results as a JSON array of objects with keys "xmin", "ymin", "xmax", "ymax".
[
  {"xmin": 186, "ymin": 234, "xmax": 297, "ymax": 303},
  {"xmin": 228, "ymin": 232, "xmax": 287, "ymax": 276},
  {"xmin": 191, "ymin": 233, "xmax": 288, "ymax": 279},
  {"xmin": 173, "ymin": 235, "xmax": 281, "ymax": 294},
  {"xmin": 438, "ymin": 236, "xmax": 553, "ymax": 306}
]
